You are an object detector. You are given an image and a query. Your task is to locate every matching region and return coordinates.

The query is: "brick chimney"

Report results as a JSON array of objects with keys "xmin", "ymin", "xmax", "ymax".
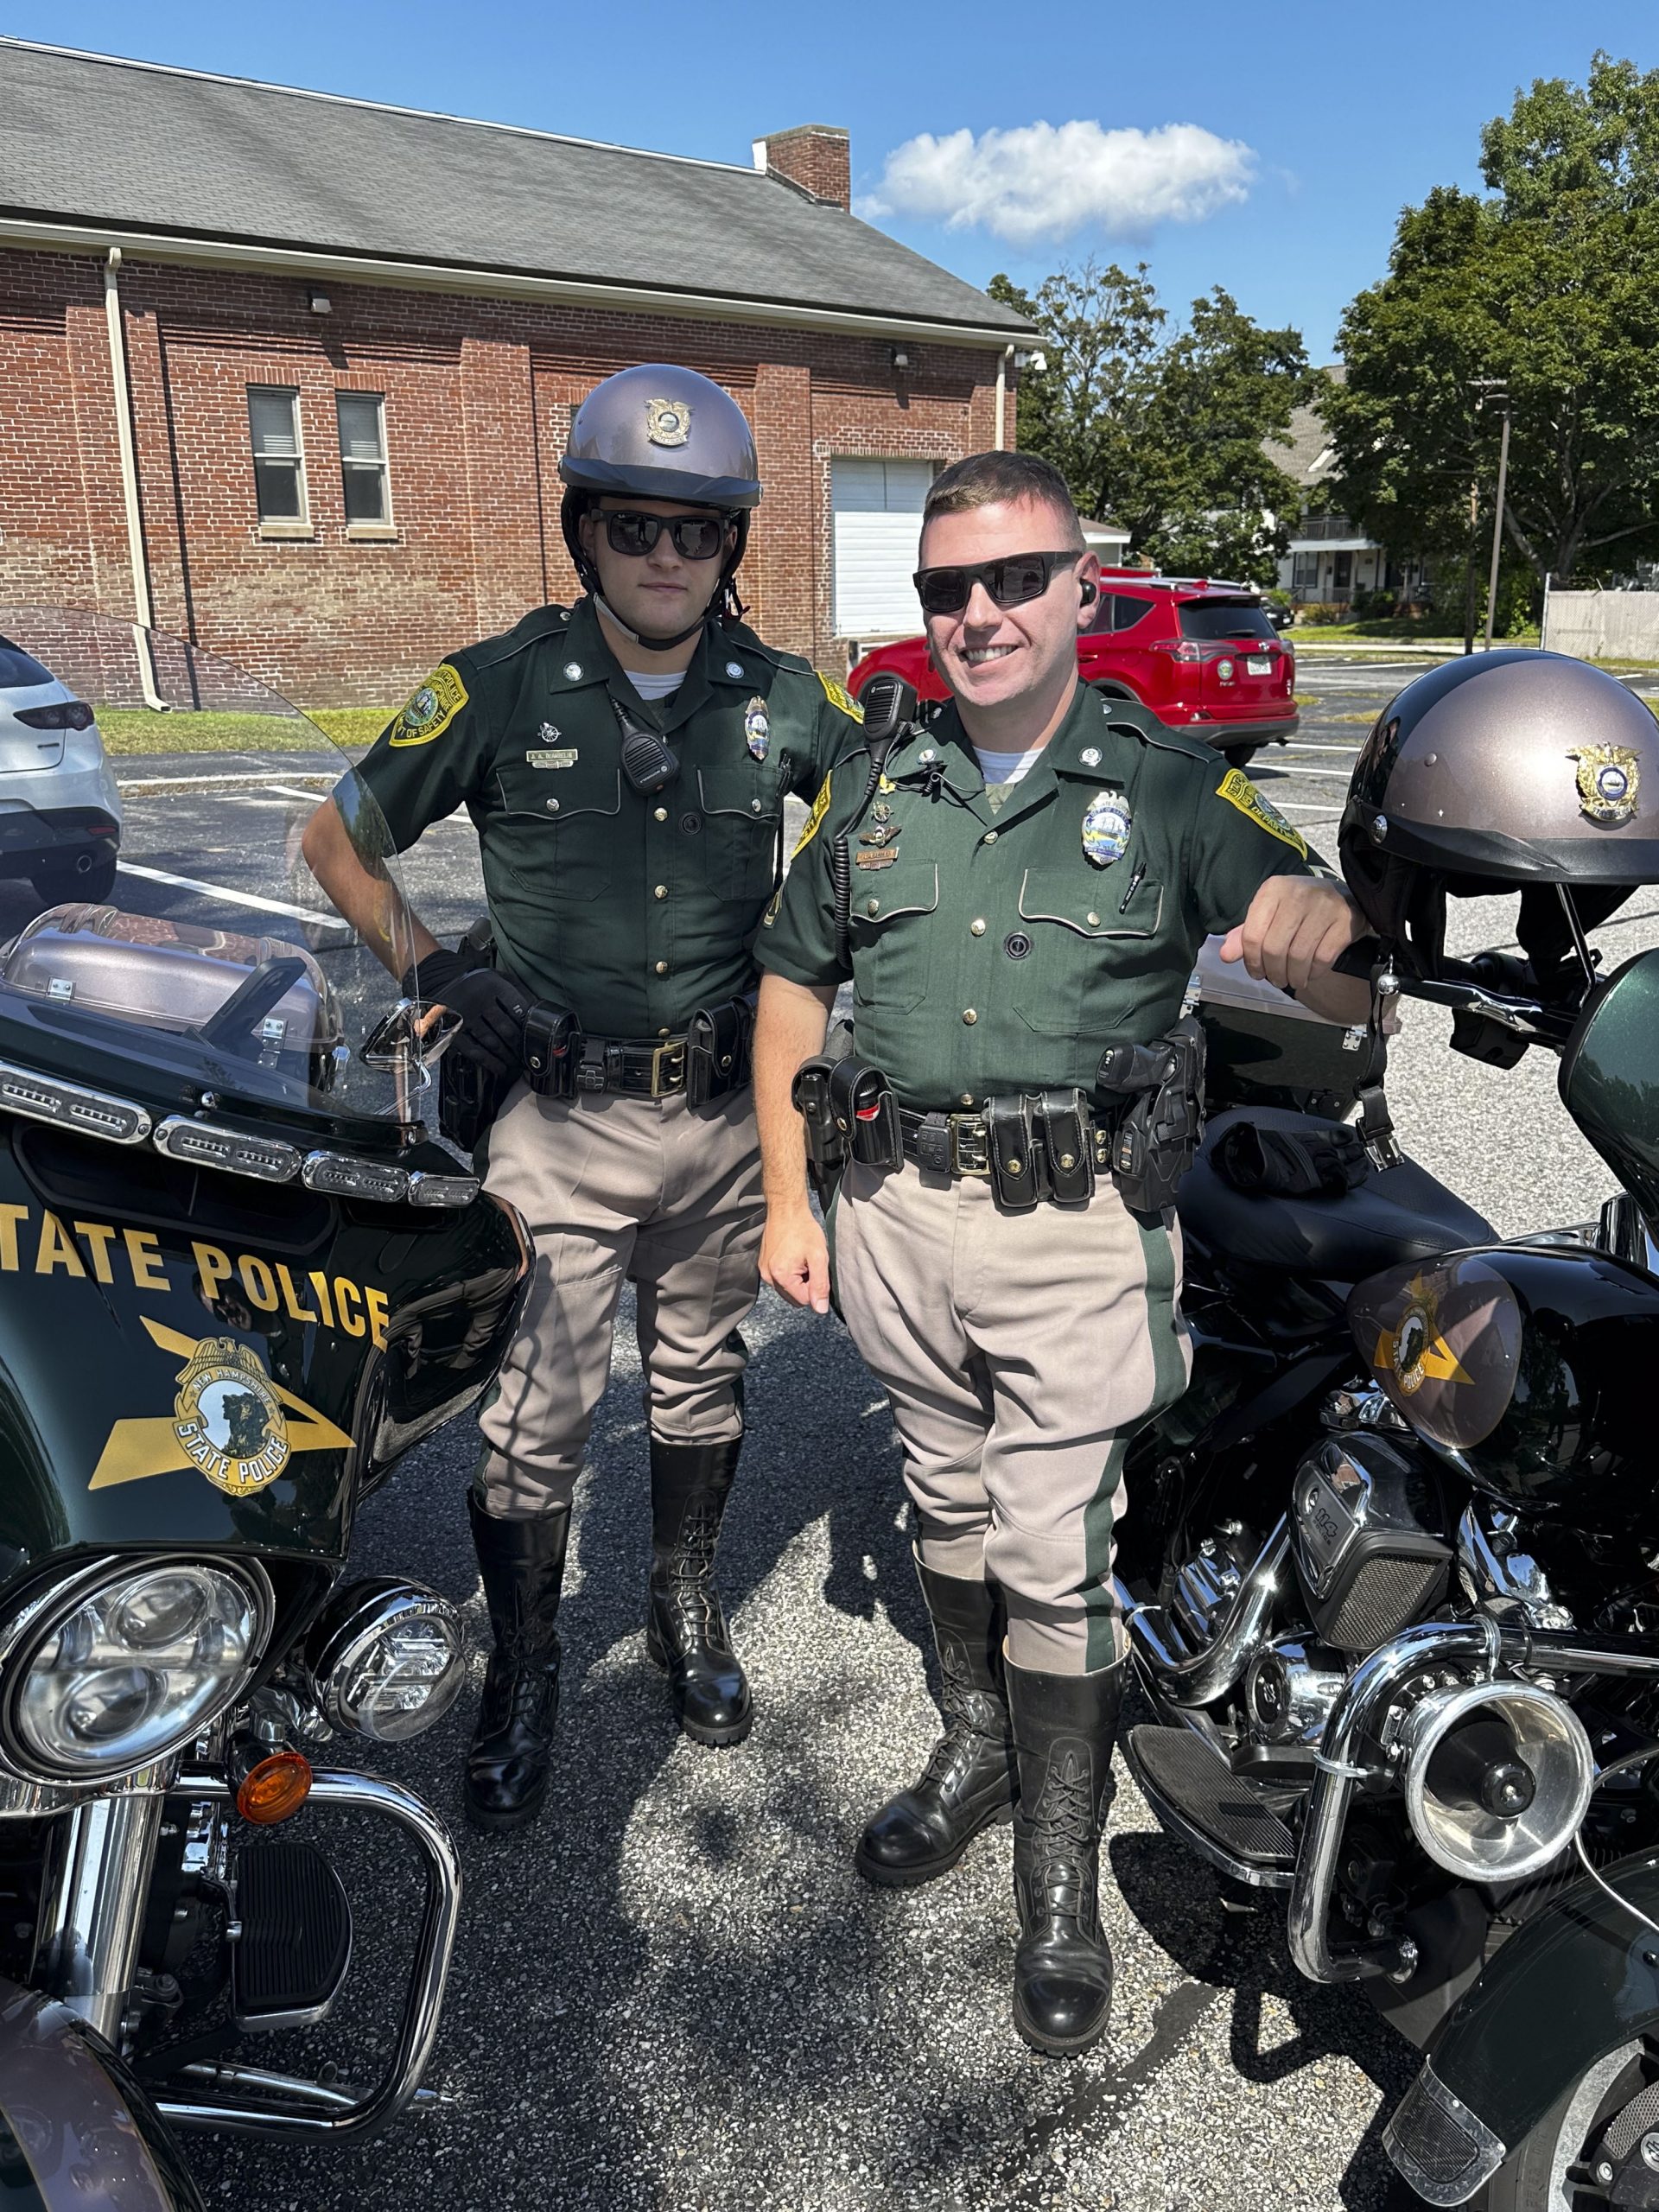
[{"xmin": 752, "ymin": 125, "xmax": 850, "ymax": 211}]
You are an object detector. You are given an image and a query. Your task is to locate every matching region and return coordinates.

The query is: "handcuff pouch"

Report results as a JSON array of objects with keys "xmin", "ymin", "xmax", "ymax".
[{"xmin": 524, "ymin": 1006, "xmax": 582, "ymax": 1099}]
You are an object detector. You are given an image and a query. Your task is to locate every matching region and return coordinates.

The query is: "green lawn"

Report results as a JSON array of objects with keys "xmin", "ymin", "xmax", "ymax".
[
  {"xmin": 95, "ymin": 706, "xmax": 389, "ymax": 757},
  {"xmin": 1289, "ymin": 620, "xmax": 1542, "ymax": 647}
]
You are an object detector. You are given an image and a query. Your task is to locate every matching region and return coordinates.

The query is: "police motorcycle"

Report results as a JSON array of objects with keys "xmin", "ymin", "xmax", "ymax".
[
  {"xmin": 0, "ymin": 611, "xmax": 527, "ymax": 2209},
  {"xmin": 1114, "ymin": 650, "xmax": 1659, "ymax": 2209}
]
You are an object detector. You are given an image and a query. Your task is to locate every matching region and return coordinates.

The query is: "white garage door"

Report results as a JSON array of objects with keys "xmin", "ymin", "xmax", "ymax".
[{"xmin": 831, "ymin": 458, "xmax": 936, "ymax": 638}]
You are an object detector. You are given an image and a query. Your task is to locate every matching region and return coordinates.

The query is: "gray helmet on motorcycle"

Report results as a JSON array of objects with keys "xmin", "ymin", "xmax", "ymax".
[
  {"xmin": 558, "ymin": 365, "xmax": 760, "ymax": 636},
  {"xmin": 1338, "ymin": 650, "xmax": 1659, "ymax": 984}
]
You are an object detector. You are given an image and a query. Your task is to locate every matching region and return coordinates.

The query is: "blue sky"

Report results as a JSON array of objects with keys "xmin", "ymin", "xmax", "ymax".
[{"xmin": 10, "ymin": 1, "xmax": 1659, "ymax": 358}]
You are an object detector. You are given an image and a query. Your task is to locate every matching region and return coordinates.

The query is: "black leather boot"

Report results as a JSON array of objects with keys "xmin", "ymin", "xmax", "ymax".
[
  {"xmin": 463, "ymin": 1494, "xmax": 569, "ymax": 1833},
  {"xmin": 855, "ymin": 1560, "xmax": 1015, "ymax": 1887},
  {"xmin": 645, "ymin": 1437, "xmax": 752, "ymax": 1746},
  {"xmin": 1005, "ymin": 1658, "xmax": 1125, "ymax": 2056}
]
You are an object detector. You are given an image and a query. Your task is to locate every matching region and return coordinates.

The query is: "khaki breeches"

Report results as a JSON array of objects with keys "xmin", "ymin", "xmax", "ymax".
[
  {"xmin": 475, "ymin": 1082, "xmax": 766, "ymax": 1518},
  {"xmin": 831, "ymin": 1160, "xmax": 1192, "ymax": 1673}
]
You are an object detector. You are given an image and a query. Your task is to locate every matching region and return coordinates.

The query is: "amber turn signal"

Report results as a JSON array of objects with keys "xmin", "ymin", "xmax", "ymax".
[{"xmin": 235, "ymin": 1750, "xmax": 313, "ymax": 1825}]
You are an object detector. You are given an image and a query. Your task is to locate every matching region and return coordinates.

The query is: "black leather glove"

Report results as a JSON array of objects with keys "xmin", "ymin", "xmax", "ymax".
[{"xmin": 403, "ymin": 950, "xmax": 528, "ymax": 1082}]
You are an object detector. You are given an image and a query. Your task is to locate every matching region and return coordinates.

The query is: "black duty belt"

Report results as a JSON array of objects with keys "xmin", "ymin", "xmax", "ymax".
[
  {"xmin": 575, "ymin": 1036, "xmax": 690, "ymax": 1097},
  {"xmin": 898, "ymin": 1093, "xmax": 1116, "ymax": 1211},
  {"xmin": 524, "ymin": 994, "xmax": 753, "ymax": 1105}
]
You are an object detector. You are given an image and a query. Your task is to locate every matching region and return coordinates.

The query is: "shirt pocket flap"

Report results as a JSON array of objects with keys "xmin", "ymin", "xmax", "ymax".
[
  {"xmin": 1018, "ymin": 868, "xmax": 1163, "ymax": 939},
  {"xmin": 497, "ymin": 758, "xmax": 622, "ymax": 822},
  {"xmin": 853, "ymin": 860, "xmax": 940, "ymax": 928},
  {"xmin": 697, "ymin": 764, "xmax": 782, "ymax": 823}
]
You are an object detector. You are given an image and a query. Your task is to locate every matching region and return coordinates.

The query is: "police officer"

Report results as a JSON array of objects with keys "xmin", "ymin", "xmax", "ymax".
[
  {"xmin": 302, "ymin": 365, "xmax": 864, "ymax": 1830},
  {"xmin": 752, "ymin": 450, "xmax": 1362, "ymax": 2054}
]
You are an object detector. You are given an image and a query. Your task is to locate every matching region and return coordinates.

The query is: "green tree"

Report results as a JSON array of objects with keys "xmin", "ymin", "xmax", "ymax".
[
  {"xmin": 1326, "ymin": 54, "xmax": 1659, "ymax": 588},
  {"xmin": 987, "ymin": 264, "xmax": 1314, "ymax": 585}
]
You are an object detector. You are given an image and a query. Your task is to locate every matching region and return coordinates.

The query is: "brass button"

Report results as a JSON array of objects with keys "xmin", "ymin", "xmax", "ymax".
[
  {"xmin": 751, "ymin": 799, "xmax": 763, "ymax": 815},
  {"xmin": 654, "ymin": 885, "xmax": 668, "ymax": 899},
  {"xmin": 1059, "ymin": 1152, "xmax": 1077, "ymax": 1170},
  {"xmin": 962, "ymin": 1008, "xmax": 977, "ymax": 1025},
  {"xmin": 982, "ymin": 830, "xmax": 998, "ymax": 844},
  {"xmin": 654, "ymin": 960, "xmax": 670, "ymax": 976},
  {"xmin": 658, "ymin": 1027, "xmax": 671, "ymax": 1037},
  {"xmin": 1005, "ymin": 1157, "xmax": 1023, "ymax": 1173},
  {"xmin": 545, "ymin": 798, "xmax": 560, "ymax": 813},
  {"xmin": 970, "ymin": 918, "xmax": 987, "ymax": 937},
  {"xmin": 865, "ymin": 897, "xmax": 880, "ymax": 915},
  {"xmin": 653, "ymin": 806, "xmax": 668, "ymax": 823},
  {"xmin": 1086, "ymin": 911, "xmax": 1100, "ymax": 926},
  {"xmin": 960, "ymin": 1092, "xmax": 974, "ymax": 1107}
]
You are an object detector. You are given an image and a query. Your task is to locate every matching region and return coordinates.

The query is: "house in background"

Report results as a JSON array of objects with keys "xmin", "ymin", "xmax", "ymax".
[{"xmin": 1264, "ymin": 368, "xmax": 1428, "ymax": 613}]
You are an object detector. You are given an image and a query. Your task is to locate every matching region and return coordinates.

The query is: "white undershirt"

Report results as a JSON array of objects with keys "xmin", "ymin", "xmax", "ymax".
[
  {"xmin": 972, "ymin": 746, "xmax": 1039, "ymax": 785},
  {"xmin": 624, "ymin": 668, "xmax": 685, "ymax": 702}
]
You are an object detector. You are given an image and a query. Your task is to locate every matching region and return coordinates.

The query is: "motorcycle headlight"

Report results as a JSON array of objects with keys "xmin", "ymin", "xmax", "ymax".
[
  {"xmin": 303, "ymin": 1577, "xmax": 467, "ymax": 1744},
  {"xmin": 6, "ymin": 1560, "xmax": 270, "ymax": 1781}
]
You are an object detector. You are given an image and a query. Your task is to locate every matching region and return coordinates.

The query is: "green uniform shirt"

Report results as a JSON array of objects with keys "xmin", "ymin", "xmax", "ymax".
[
  {"xmin": 757, "ymin": 683, "xmax": 1314, "ymax": 1110},
  {"xmin": 353, "ymin": 596, "xmax": 865, "ymax": 1035}
]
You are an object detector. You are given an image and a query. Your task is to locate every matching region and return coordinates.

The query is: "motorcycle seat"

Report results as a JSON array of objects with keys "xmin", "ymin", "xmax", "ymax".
[{"xmin": 1177, "ymin": 1107, "xmax": 1495, "ymax": 1283}]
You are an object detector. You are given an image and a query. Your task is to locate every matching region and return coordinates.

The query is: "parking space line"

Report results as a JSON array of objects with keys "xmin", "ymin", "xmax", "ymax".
[
  {"xmin": 116, "ymin": 861, "xmax": 351, "ymax": 929},
  {"xmin": 118, "ymin": 770, "xmax": 334, "ymax": 791}
]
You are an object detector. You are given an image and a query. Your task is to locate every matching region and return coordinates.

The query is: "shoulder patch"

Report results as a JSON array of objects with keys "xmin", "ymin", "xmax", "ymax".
[
  {"xmin": 816, "ymin": 672, "xmax": 864, "ymax": 723},
  {"xmin": 389, "ymin": 664, "xmax": 469, "ymax": 748},
  {"xmin": 1214, "ymin": 767, "xmax": 1307, "ymax": 858},
  {"xmin": 792, "ymin": 771, "xmax": 834, "ymax": 857}
]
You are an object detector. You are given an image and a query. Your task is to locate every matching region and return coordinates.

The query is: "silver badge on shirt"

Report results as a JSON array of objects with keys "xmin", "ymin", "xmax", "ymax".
[{"xmin": 1081, "ymin": 791, "xmax": 1133, "ymax": 868}]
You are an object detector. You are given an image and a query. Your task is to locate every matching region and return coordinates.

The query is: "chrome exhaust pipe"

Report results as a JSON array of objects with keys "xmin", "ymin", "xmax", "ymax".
[{"xmin": 1122, "ymin": 1518, "xmax": 1291, "ymax": 1708}]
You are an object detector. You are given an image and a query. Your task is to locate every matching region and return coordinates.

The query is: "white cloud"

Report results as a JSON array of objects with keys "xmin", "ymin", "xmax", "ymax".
[{"xmin": 857, "ymin": 118, "xmax": 1255, "ymax": 245}]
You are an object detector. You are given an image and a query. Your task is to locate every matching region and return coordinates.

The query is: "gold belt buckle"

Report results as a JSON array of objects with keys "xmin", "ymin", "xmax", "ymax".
[
  {"xmin": 950, "ymin": 1115, "xmax": 991, "ymax": 1178},
  {"xmin": 650, "ymin": 1038, "xmax": 687, "ymax": 1097}
]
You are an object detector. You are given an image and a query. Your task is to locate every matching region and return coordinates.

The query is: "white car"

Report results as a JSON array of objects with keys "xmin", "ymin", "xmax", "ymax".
[{"xmin": 0, "ymin": 634, "xmax": 122, "ymax": 903}]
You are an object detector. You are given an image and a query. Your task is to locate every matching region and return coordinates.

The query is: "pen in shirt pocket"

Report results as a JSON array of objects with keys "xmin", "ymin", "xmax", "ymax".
[{"xmin": 1118, "ymin": 860, "xmax": 1147, "ymax": 913}]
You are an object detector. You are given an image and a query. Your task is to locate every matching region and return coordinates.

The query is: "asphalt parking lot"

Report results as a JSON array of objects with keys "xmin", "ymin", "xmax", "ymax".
[{"xmin": 60, "ymin": 658, "xmax": 1659, "ymax": 2211}]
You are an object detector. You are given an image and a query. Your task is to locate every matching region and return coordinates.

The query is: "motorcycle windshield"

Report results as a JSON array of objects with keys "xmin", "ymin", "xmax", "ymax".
[{"xmin": 0, "ymin": 609, "xmax": 430, "ymax": 1140}]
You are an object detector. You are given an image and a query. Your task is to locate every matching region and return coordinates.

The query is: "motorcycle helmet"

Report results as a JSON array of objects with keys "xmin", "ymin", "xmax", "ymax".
[
  {"xmin": 558, "ymin": 365, "xmax": 760, "ymax": 637},
  {"xmin": 1338, "ymin": 650, "xmax": 1659, "ymax": 985}
]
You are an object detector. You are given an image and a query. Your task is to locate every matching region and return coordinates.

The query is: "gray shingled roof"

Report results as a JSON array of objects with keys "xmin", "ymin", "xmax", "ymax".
[
  {"xmin": 0, "ymin": 41, "xmax": 1028, "ymax": 338},
  {"xmin": 1262, "ymin": 366, "xmax": 1344, "ymax": 486}
]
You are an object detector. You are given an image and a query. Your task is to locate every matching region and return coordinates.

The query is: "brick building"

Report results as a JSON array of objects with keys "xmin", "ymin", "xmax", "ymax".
[{"xmin": 0, "ymin": 41, "xmax": 1029, "ymax": 705}]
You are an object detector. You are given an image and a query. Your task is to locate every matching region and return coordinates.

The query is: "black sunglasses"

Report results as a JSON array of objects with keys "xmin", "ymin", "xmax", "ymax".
[
  {"xmin": 912, "ymin": 549, "xmax": 1084, "ymax": 618},
  {"xmin": 602, "ymin": 509, "xmax": 731, "ymax": 561}
]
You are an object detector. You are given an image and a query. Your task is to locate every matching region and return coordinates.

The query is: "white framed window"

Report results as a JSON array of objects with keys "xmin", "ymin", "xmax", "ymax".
[
  {"xmin": 247, "ymin": 387, "xmax": 308, "ymax": 525},
  {"xmin": 336, "ymin": 391, "xmax": 391, "ymax": 528}
]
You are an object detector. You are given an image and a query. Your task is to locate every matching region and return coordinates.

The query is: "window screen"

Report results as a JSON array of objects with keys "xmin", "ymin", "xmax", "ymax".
[
  {"xmin": 337, "ymin": 393, "xmax": 391, "ymax": 525},
  {"xmin": 248, "ymin": 389, "xmax": 306, "ymax": 524}
]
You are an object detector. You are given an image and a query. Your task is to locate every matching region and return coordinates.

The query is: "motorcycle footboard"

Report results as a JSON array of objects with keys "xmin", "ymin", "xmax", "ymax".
[
  {"xmin": 231, "ymin": 1841, "xmax": 353, "ymax": 2032},
  {"xmin": 154, "ymin": 1767, "xmax": 460, "ymax": 2142},
  {"xmin": 1122, "ymin": 1725, "xmax": 1297, "ymax": 1890}
]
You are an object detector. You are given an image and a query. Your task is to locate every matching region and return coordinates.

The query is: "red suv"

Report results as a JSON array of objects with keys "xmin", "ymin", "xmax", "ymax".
[{"xmin": 847, "ymin": 573, "xmax": 1297, "ymax": 768}]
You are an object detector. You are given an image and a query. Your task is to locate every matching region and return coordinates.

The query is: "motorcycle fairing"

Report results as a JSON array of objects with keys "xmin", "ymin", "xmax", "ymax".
[
  {"xmin": 0, "ymin": 1118, "xmax": 524, "ymax": 1581},
  {"xmin": 1388, "ymin": 1849, "xmax": 1659, "ymax": 2204}
]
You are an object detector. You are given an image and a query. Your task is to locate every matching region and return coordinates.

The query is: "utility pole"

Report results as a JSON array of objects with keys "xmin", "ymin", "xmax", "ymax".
[{"xmin": 1471, "ymin": 378, "xmax": 1512, "ymax": 652}]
